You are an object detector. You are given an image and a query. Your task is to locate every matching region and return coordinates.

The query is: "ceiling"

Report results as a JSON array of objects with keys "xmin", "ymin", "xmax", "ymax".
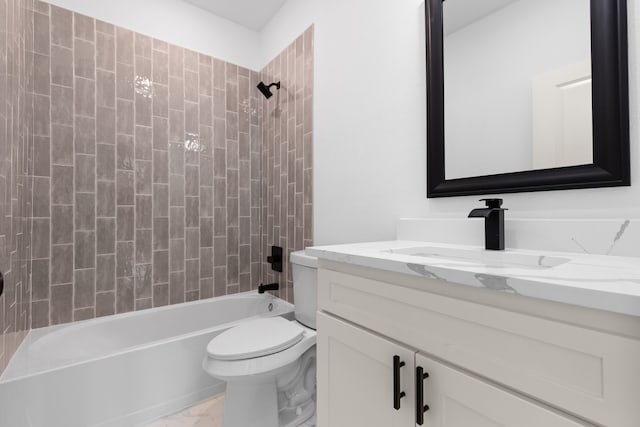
[{"xmin": 183, "ymin": 0, "xmax": 288, "ymax": 31}]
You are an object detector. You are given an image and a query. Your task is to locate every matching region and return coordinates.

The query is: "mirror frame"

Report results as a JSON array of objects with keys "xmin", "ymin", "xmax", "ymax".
[{"xmin": 426, "ymin": 0, "xmax": 630, "ymax": 198}]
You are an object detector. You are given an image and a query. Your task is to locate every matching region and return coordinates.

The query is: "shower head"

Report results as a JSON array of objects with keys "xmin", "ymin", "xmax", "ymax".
[{"xmin": 257, "ymin": 81, "xmax": 281, "ymax": 99}]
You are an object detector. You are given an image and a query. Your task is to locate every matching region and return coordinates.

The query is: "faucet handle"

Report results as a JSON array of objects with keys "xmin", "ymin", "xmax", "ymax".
[{"xmin": 479, "ymin": 198, "xmax": 503, "ymax": 209}]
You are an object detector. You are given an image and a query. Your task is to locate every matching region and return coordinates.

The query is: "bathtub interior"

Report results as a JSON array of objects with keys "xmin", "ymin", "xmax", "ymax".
[
  {"xmin": 0, "ymin": 292, "xmax": 295, "ymax": 427},
  {"xmin": 1, "ymin": 291, "xmax": 293, "ymax": 382}
]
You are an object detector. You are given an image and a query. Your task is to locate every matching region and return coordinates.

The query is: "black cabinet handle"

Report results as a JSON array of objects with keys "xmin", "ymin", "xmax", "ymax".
[
  {"xmin": 393, "ymin": 355, "xmax": 406, "ymax": 410},
  {"xmin": 416, "ymin": 366, "xmax": 430, "ymax": 425},
  {"xmin": 0, "ymin": 271, "xmax": 3, "ymax": 298}
]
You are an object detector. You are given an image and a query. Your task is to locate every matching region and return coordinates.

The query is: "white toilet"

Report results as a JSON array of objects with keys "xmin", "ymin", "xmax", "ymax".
[{"xmin": 203, "ymin": 250, "xmax": 318, "ymax": 427}]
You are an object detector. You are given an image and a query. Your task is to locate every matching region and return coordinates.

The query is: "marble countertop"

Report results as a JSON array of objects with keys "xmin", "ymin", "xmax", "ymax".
[{"xmin": 306, "ymin": 240, "xmax": 640, "ymax": 317}]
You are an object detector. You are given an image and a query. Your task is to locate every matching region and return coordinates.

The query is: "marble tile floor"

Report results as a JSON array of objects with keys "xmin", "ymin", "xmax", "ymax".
[{"xmin": 144, "ymin": 394, "xmax": 316, "ymax": 427}]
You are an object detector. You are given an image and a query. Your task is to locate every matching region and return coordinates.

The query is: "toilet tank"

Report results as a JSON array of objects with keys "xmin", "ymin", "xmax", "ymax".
[{"xmin": 290, "ymin": 250, "xmax": 318, "ymax": 329}]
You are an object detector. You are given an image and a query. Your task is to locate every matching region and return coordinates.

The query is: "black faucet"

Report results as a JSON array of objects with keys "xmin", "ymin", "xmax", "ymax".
[
  {"xmin": 258, "ymin": 283, "xmax": 280, "ymax": 294},
  {"xmin": 468, "ymin": 199, "xmax": 507, "ymax": 251}
]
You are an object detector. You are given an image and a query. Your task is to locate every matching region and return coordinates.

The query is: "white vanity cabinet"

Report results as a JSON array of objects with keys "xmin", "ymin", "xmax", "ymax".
[
  {"xmin": 316, "ymin": 264, "xmax": 640, "ymax": 427},
  {"xmin": 318, "ymin": 313, "xmax": 591, "ymax": 427}
]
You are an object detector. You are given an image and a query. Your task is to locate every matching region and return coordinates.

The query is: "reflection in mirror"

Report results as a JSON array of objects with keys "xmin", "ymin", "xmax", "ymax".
[{"xmin": 443, "ymin": 0, "xmax": 592, "ymax": 180}]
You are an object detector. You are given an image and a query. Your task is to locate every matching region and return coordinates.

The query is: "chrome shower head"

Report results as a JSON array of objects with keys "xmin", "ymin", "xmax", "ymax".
[{"xmin": 257, "ymin": 81, "xmax": 281, "ymax": 99}]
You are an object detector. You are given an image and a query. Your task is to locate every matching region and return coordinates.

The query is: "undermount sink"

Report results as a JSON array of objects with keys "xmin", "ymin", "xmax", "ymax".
[{"xmin": 386, "ymin": 245, "xmax": 570, "ymax": 270}]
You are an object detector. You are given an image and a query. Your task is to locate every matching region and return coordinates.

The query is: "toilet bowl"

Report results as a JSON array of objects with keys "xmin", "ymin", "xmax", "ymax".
[{"xmin": 203, "ymin": 250, "xmax": 318, "ymax": 427}]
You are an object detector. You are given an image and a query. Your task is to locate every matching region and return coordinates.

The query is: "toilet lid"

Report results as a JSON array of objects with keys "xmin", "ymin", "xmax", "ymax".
[{"xmin": 207, "ymin": 317, "xmax": 305, "ymax": 361}]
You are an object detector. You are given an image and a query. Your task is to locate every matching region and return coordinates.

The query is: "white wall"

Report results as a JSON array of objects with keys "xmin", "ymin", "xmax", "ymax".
[
  {"xmin": 43, "ymin": 0, "xmax": 262, "ymax": 70},
  {"xmin": 260, "ymin": 0, "xmax": 640, "ymax": 246}
]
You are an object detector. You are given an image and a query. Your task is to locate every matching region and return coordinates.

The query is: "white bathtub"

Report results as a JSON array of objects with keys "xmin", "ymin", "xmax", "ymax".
[{"xmin": 0, "ymin": 292, "xmax": 293, "ymax": 427}]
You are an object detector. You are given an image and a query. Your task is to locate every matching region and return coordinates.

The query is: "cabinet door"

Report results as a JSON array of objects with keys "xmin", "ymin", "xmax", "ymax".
[
  {"xmin": 415, "ymin": 353, "xmax": 594, "ymax": 427},
  {"xmin": 317, "ymin": 312, "xmax": 415, "ymax": 427}
]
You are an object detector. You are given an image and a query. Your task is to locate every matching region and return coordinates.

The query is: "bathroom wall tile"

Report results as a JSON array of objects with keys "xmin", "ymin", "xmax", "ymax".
[
  {"xmin": 51, "ymin": 47, "xmax": 74, "ymax": 88},
  {"xmin": 186, "ymin": 260, "xmax": 199, "ymax": 291},
  {"xmin": 51, "ymin": 284, "xmax": 73, "ymax": 325},
  {"xmin": 135, "ymin": 33, "xmax": 152, "ymax": 58},
  {"xmin": 185, "ymin": 197, "xmax": 199, "ymax": 228},
  {"xmin": 51, "ymin": 125, "xmax": 73, "ymax": 165},
  {"xmin": 51, "ymin": 244, "xmax": 73, "ymax": 284},
  {"xmin": 75, "ymin": 231, "xmax": 95, "ymax": 269},
  {"xmin": 75, "ymin": 77, "xmax": 96, "ymax": 117},
  {"xmin": 96, "ymin": 31, "xmax": 115, "ymax": 71},
  {"xmin": 153, "ymin": 184, "xmax": 169, "ymax": 217},
  {"xmin": 153, "ymin": 117, "xmax": 169, "ymax": 150},
  {"xmin": 74, "ymin": 269, "xmax": 95, "ymax": 309},
  {"xmin": 136, "ymin": 230, "xmax": 152, "ymax": 264},
  {"xmin": 51, "ymin": 85, "xmax": 73, "ymax": 125},
  {"xmin": 33, "ymin": 177, "xmax": 50, "ymax": 217},
  {"xmin": 96, "ymin": 255, "xmax": 116, "ymax": 292},
  {"xmin": 116, "ymin": 277, "xmax": 134, "ymax": 313},
  {"xmin": 32, "ymin": 218, "xmax": 50, "ymax": 259},
  {"xmin": 136, "ymin": 195, "xmax": 152, "ymax": 229},
  {"xmin": 116, "ymin": 241, "xmax": 134, "ymax": 277},
  {"xmin": 97, "ymin": 181, "xmax": 116, "ymax": 217},
  {"xmin": 97, "ymin": 70, "xmax": 116, "ymax": 108},
  {"xmin": 169, "ymin": 239, "xmax": 185, "ymax": 272},
  {"xmin": 200, "ymin": 247, "xmax": 213, "ymax": 278},
  {"xmin": 135, "ymin": 264, "xmax": 152, "ymax": 299},
  {"xmin": 74, "ymin": 116, "xmax": 96, "ymax": 154},
  {"xmin": 116, "ymin": 170, "xmax": 134, "ymax": 205},
  {"xmin": 153, "ymin": 283, "xmax": 169, "ymax": 307},
  {"xmin": 74, "ymin": 38, "xmax": 95, "ymax": 79},
  {"xmin": 169, "ymin": 271, "xmax": 185, "ymax": 304},
  {"xmin": 32, "ymin": 259, "xmax": 50, "ymax": 301},
  {"xmin": 96, "ymin": 20, "xmax": 115, "ymax": 35},
  {"xmin": 74, "ymin": 13, "xmax": 94, "ymax": 42},
  {"xmin": 117, "ymin": 206, "xmax": 134, "ymax": 241},
  {"xmin": 153, "ymin": 218, "xmax": 169, "ymax": 250},
  {"xmin": 135, "ymin": 160, "xmax": 152, "ymax": 194},
  {"xmin": 51, "ymin": 6, "xmax": 72, "ymax": 47},
  {"xmin": 34, "ymin": 53, "xmax": 50, "ymax": 95},
  {"xmin": 9, "ymin": 6, "xmax": 310, "ymax": 338},
  {"xmin": 153, "ymin": 251, "xmax": 169, "ymax": 284},
  {"xmin": 116, "ymin": 134, "xmax": 134, "ymax": 170},
  {"xmin": 116, "ymin": 62, "xmax": 134, "ymax": 100},
  {"xmin": 97, "ymin": 143, "xmax": 116, "ymax": 180},
  {"xmin": 75, "ymin": 193, "xmax": 96, "ymax": 230},
  {"xmin": 33, "ymin": 136, "xmax": 50, "ymax": 177},
  {"xmin": 186, "ymin": 228, "xmax": 199, "ymax": 259},
  {"xmin": 51, "ymin": 206, "xmax": 73, "ymax": 244},
  {"xmin": 116, "ymin": 99, "xmax": 134, "ymax": 134},
  {"xmin": 135, "ymin": 126, "xmax": 152, "ymax": 160},
  {"xmin": 170, "ymin": 207, "xmax": 185, "ymax": 238},
  {"xmin": 97, "ymin": 218, "xmax": 116, "ymax": 254},
  {"xmin": 116, "ymin": 27, "xmax": 134, "ymax": 65},
  {"xmin": 32, "ymin": 301, "xmax": 50, "ymax": 329},
  {"xmin": 97, "ymin": 107, "xmax": 116, "ymax": 144},
  {"xmin": 153, "ymin": 50, "xmax": 169, "ymax": 86},
  {"xmin": 96, "ymin": 292, "xmax": 115, "ymax": 317},
  {"xmin": 75, "ymin": 154, "xmax": 95, "ymax": 191}
]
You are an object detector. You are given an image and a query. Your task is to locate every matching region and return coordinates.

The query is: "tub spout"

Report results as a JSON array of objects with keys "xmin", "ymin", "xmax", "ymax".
[{"xmin": 258, "ymin": 283, "xmax": 280, "ymax": 294}]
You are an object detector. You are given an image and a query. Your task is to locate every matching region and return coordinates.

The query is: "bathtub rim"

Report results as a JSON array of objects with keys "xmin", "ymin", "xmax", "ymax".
[{"xmin": 1, "ymin": 291, "xmax": 293, "ymax": 384}]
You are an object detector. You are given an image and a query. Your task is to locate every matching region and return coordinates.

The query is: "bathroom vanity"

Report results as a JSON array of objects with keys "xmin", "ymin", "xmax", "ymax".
[{"xmin": 309, "ymin": 239, "xmax": 640, "ymax": 427}]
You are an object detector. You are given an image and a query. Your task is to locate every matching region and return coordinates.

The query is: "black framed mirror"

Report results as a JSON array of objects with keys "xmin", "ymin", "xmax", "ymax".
[{"xmin": 426, "ymin": 0, "xmax": 630, "ymax": 198}]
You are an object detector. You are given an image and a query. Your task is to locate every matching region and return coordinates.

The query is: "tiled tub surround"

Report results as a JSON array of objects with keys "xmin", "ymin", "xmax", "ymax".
[
  {"xmin": 26, "ymin": 4, "xmax": 314, "ymax": 329},
  {"xmin": 261, "ymin": 28, "xmax": 314, "ymax": 302},
  {"xmin": 0, "ymin": 293, "xmax": 294, "ymax": 427},
  {"xmin": 0, "ymin": 0, "xmax": 34, "ymax": 375}
]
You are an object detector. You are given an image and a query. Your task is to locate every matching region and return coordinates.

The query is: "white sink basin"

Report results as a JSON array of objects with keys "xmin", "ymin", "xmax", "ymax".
[{"xmin": 386, "ymin": 245, "xmax": 570, "ymax": 270}]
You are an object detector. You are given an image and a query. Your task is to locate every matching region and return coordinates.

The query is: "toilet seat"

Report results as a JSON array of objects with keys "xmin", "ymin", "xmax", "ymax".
[
  {"xmin": 203, "ymin": 320, "xmax": 316, "ymax": 381},
  {"xmin": 207, "ymin": 317, "xmax": 305, "ymax": 361}
]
